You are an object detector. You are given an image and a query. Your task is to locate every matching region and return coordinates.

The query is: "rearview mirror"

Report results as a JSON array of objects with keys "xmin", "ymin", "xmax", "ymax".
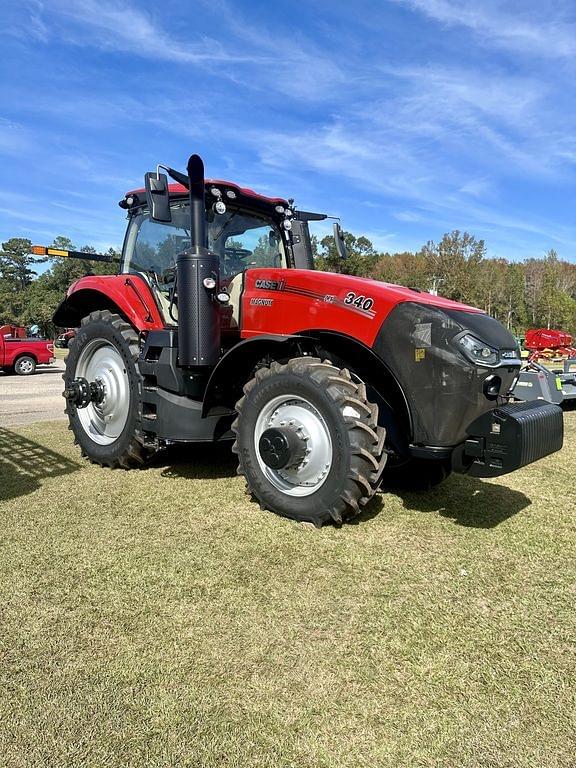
[
  {"xmin": 144, "ymin": 171, "xmax": 172, "ymax": 222},
  {"xmin": 333, "ymin": 222, "xmax": 347, "ymax": 260}
]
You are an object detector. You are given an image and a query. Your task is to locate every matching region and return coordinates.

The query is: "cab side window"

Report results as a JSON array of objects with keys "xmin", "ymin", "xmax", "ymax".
[
  {"xmin": 209, "ymin": 218, "xmax": 284, "ymax": 282},
  {"xmin": 131, "ymin": 217, "xmax": 190, "ymax": 280}
]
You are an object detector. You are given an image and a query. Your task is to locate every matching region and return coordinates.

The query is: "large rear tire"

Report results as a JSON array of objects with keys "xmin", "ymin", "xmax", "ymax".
[
  {"xmin": 64, "ymin": 310, "xmax": 154, "ymax": 468},
  {"xmin": 233, "ymin": 357, "xmax": 387, "ymax": 526}
]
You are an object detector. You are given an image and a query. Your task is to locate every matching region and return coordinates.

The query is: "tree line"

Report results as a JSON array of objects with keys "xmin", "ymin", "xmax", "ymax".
[
  {"xmin": 1, "ymin": 230, "xmax": 575, "ymax": 338},
  {"xmin": 314, "ymin": 230, "xmax": 576, "ymax": 337}
]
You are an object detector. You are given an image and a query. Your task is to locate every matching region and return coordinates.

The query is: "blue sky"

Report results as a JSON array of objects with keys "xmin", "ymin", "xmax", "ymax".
[{"xmin": 1, "ymin": 0, "xmax": 576, "ymax": 266}]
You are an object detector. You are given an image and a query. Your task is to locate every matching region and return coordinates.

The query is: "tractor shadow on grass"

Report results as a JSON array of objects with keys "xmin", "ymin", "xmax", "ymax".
[
  {"xmin": 0, "ymin": 427, "xmax": 80, "ymax": 502},
  {"xmin": 154, "ymin": 446, "xmax": 529, "ymax": 529},
  {"xmin": 349, "ymin": 493, "xmax": 385, "ymax": 525},
  {"xmin": 392, "ymin": 474, "xmax": 531, "ymax": 528},
  {"xmin": 155, "ymin": 441, "xmax": 238, "ymax": 481}
]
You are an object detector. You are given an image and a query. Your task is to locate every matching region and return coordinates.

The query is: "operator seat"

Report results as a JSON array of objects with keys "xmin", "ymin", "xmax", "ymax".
[{"xmin": 226, "ymin": 272, "xmax": 244, "ymax": 330}]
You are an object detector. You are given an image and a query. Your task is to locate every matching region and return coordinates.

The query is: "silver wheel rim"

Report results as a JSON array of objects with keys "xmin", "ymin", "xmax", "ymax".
[
  {"xmin": 18, "ymin": 358, "xmax": 33, "ymax": 373},
  {"xmin": 75, "ymin": 339, "xmax": 130, "ymax": 446},
  {"xmin": 254, "ymin": 394, "xmax": 333, "ymax": 497}
]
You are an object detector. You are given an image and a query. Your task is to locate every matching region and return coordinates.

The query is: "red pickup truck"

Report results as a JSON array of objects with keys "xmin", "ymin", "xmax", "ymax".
[{"xmin": 0, "ymin": 325, "xmax": 55, "ymax": 375}]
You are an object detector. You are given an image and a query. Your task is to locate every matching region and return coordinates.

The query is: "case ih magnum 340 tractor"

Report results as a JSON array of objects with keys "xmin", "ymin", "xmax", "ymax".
[{"xmin": 44, "ymin": 154, "xmax": 563, "ymax": 526}]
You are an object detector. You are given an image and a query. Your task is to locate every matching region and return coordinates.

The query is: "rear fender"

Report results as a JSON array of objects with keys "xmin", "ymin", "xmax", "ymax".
[{"xmin": 53, "ymin": 275, "xmax": 164, "ymax": 331}]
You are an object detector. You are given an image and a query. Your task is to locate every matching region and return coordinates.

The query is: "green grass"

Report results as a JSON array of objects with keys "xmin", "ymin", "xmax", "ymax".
[{"xmin": 0, "ymin": 417, "xmax": 575, "ymax": 768}]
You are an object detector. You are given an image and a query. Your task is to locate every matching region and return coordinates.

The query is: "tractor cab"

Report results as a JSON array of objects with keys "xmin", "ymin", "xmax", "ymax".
[{"xmin": 119, "ymin": 178, "xmax": 321, "ymax": 344}]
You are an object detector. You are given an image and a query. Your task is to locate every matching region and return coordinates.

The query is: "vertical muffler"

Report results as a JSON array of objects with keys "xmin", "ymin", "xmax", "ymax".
[{"xmin": 176, "ymin": 154, "xmax": 221, "ymax": 367}]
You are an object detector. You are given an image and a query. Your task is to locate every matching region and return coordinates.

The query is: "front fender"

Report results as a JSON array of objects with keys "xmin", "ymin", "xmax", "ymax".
[{"xmin": 202, "ymin": 334, "xmax": 316, "ymax": 416}]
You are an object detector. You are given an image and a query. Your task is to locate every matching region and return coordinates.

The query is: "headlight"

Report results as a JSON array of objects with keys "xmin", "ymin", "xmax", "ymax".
[{"xmin": 457, "ymin": 333, "xmax": 500, "ymax": 366}]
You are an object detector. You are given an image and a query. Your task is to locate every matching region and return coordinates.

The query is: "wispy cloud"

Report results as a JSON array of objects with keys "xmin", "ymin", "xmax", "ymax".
[
  {"xmin": 27, "ymin": 0, "xmax": 49, "ymax": 42},
  {"xmin": 392, "ymin": 0, "xmax": 576, "ymax": 58},
  {"xmin": 49, "ymin": 0, "xmax": 248, "ymax": 64},
  {"xmin": 250, "ymin": 61, "xmax": 569, "ymax": 197},
  {"xmin": 38, "ymin": 0, "xmax": 346, "ymax": 101},
  {"xmin": 2, "ymin": 0, "xmax": 576, "ymax": 261},
  {"xmin": 0, "ymin": 118, "xmax": 35, "ymax": 156}
]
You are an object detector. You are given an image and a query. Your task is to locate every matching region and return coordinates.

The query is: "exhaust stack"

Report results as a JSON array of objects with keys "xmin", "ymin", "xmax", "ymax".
[{"xmin": 176, "ymin": 154, "xmax": 221, "ymax": 368}]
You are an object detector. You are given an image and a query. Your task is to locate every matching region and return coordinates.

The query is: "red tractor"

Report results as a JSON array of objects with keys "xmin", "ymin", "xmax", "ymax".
[
  {"xmin": 55, "ymin": 328, "xmax": 76, "ymax": 349},
  {"xmin": 44, "ymin": 154, "xmax": 563, "ymax": 526}
]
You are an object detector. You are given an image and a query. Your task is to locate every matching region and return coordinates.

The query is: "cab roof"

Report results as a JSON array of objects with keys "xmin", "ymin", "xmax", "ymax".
[{"xmin": 126, "ymin": 179, "xmax": 288, "ymax": 207}]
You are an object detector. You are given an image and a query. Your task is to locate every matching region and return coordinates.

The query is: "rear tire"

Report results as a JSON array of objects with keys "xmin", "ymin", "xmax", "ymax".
[
  {"xmin": 233, "ymin": 357, "xmax": 387, "ymax": 526},
  {"xmin": 64, "ymin": 310, "xmax": 154, "ymax": 468},
  {"xmin": 14, "ymin": 355, "xmax": 36, "ymax": 375}
]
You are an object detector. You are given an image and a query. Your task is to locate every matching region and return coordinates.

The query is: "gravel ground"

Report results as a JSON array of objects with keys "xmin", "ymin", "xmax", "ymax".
[{"xmin": 0, "ymin": 359, "xmax": 67, "ymax": 427}]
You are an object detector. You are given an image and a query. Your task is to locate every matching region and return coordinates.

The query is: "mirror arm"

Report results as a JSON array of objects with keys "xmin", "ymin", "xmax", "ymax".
[{"xmin": 166, "ymin": 167, "xmax": 190, "ymax": 189}]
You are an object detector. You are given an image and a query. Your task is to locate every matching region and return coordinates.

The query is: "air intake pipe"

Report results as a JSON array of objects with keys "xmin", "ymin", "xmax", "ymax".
[{"xmin": 176, "ymin": 154, "xmax": 221, "ymax": 368}]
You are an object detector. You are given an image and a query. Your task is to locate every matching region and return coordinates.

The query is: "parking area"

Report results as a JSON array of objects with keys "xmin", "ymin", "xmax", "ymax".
[{"xmin": 0, "ymin": 359, "xmax": 67, "ymax": 427}]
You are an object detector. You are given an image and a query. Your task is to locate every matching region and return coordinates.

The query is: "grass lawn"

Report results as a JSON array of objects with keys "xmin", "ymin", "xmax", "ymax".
[{"xmin": 0, "ymin": 416, "xmax": 574, "ymax": 767}]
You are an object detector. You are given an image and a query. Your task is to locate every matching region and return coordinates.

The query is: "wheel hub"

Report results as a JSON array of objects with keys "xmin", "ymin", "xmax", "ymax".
[
  {"xmin": 73, "ymin": 339, "xmax": 130, "ymax": 446},
  {"xmin": 18, "ymin": 358, "xmax": 34, "ymax": 373},
  {"xmin": 63, "ymin": 377, "xmax": 105, "ymax": 408},
  {"xmin": 253, "ymin": 395, "xmax": 333, "ymax": 497},
  {"xmin": 258, "ymin": 427, "xmax": 307, "ymax": 470}
]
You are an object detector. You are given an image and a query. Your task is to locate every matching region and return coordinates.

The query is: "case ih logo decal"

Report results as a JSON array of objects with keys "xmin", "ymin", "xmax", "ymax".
[
  {"xmin": 254, "ymin": 278, "xmax": 376, "ymax": 318},
  {"xmin": 255, "ymin": 279, "xmax": 285, "ymax": 291}
]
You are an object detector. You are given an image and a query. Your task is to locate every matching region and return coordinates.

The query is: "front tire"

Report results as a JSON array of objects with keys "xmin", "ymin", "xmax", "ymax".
[
  {"xmin": 64, "ymin": 310, "xmax": 154, "ymax": 468},
  {"xmin": 233, "ymin": 357, "xmax": 387, "ymax": 526},
  {"xmin": 14, "ymin": 355, "xmax": 36, "ymax": 375}
]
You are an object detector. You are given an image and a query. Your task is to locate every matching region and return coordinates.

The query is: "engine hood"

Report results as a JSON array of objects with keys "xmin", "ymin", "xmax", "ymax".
[
  {"xmin": 241, "ymin": 267, "xmax": 487, "ymax": 349},
  {"xmin": 312, "ymin": 270, "xmax": 485, "ymax": 316},
  {"xmin": 373, "ymin": 300, "xmax": 521, "ymax": 447}
]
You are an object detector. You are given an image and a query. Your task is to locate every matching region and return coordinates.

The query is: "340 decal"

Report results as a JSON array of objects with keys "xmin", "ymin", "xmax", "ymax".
[{"xmin": 344, "ymin": 292, "xmax": 374, "ymax": 311}]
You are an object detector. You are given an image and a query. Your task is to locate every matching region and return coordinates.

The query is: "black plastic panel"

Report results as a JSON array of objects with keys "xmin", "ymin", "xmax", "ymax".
[
  {"xmin": 374, "ymin": 302, "xmax": 521, "ymax": 446},
  {"xmin": 139, "ymin": 329, "xmax": 206, "ymax": 397},
  {"xmin": 147, "ymin": 387, "xmax": 234, "ymax": 442}
]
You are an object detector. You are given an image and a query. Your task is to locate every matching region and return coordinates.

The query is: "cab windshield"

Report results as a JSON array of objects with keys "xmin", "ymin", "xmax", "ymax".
[{"xmin": 123, "ymin": 200, "xmax": 286, "ymax": 283}]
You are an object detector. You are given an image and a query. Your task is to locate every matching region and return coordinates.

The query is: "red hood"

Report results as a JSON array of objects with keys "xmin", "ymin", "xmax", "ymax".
[
  {"xmin": 318, "ymin": 272, "xmax": 484, "ymax": 314},
  {"xmin": 241, "ymin": 267, "xmax": 484, "ymax": 347}
]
